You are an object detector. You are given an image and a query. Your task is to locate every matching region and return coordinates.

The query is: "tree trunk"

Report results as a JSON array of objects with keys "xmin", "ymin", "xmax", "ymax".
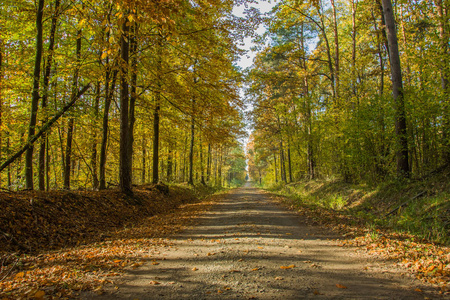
[
  {"xmin": 152, "ymin": 29, "xmax": 163, "ymax": 184},
  {"xmin": 99, "ymin": 7, "xmax": 115, "ymax": 190},
  {"xmin": 207, "ymin": 143, "xmax": 211, "ymax": 183},
  {"xmin": 141, "ymin": 134, "xmax": 146, "ymax": 184},
  {"xmin": 128, "ymin": 20, "xmax": 138, "ymax": 181},
  {"xmin": 63, "ymin": 29, "xmax": 81, "ymax": 190},
  {"xmin": 381, "ymin": 0, "xmax": 410, "ymax": 177},
  {"xmin": 91, "ymin": 81, "xmax": 100, "ymax": 189},
  {"xmin": 167, "ymin": 143, "xmax": 173, "ymax": 181},
  {"xmin": 25, "ymin": 0, "xmax": 45, "ymax": 190},
  {"xmin": 0, "ymin": 39, "xmax": 3, "ymax": 187},
  {"xmin": 38, "ymin": 0, "xmax": 60, "ymax": 190},
  {"xmin": 188, "ymin": 100, "xmax": 195, "ymax": 185},
  {"xmin": 273, "ymin": 152, "xmax": 278, "ymax": 183},
  {"xmin": 351, "ymin": 0, "xmax": 358, "ymax": 97},
  {"xmin": 437, "ymin": 0, "xmax": 450, "ymax": 163},
  {"xmin": 119, "ymin": 17, "xmax": 132, "ymax": 194},
  {"xmin": 330, "ymin": 0, "xmax": 340, "ymax": 98},
  {"xmin": 200, "ymin": 133, "xmax": 205, "ymax": 185}
]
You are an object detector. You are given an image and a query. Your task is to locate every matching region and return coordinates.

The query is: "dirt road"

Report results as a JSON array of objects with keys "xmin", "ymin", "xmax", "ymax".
[{"xmin": 85, "ymin": 185, "xmax": 435, "ymax": 299}]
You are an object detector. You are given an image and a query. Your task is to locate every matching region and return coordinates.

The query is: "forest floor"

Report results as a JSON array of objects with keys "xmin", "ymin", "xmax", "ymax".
[{"xmin": 1, "ymin": 183, "xmax": 449, "ymax": 299}]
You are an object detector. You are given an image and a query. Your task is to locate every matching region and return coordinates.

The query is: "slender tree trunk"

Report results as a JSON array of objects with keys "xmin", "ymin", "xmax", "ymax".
[
  {"xmin": 351, "ymin": 0, "xmax": 358, "ymax": 97},
  {"xmin": 330, "ymin": 0, "xmax": 340, "ymax": 98},
  {"xmin": 0, "ymin": 39, "xmax": 3, "ymax": 187},
  {"xmin": 119, "ymin": 17, "xmax": 132, "ymax": 194},
  {"xmin": 167, "ymin": 143, "xmax": 173, "ymax": 181},
  {"xmin": 91, "ymin": 81, "xmax": 100, "ymax": 189},
  {"xmin": 64, "ymin": 29, "xmax": 81, "ymax": 190},
  {"xmin": 142, "ymin": 134, "xmax": 146, "ymax": 184},
  {"xmin": 38, "ymin": 0, "xmax": 60, "ymax": 190},
  {"xmin": 128, "ymin": 20, "xmax": 138, "ymax": 182},
  {"xmin": 99, "ymin": 70, "xmax": 116, "ymax": 189},
  {"xmin": 437, "ymin": 0, "xmax": 450, "ymax": 163},
  {"xmin": 99, "ymin": 7, "xmax": 114, "ymax": 190},
  {"xmin": 200, "ymin": 133, "xmax": 205, "ymax": 185},
  {"xmin": 152, "ymin": 29, "xmax": 163, "ymax": 184},
  {"xmin": 381, "ymin": 0, "xmax": 410, "ymax": 177},
  {"xmin": 63, "ymin": 118, "xmax": 74, "ymax": 189},
  {"xmin": 207, "ymin": 143, "xmax": 211, "ymax": 182},
  {"xmin": 188, "ymin": 99, "xmax": 195, "ymax": 185},
  {"xmin": 25, "ymin": 0, "xmax": 45, "ymax": 190},
  {"xmin": 218, "ymin": 147, "xmax": 222, "ymax": 187},
  {"xmin": 287, "ymin": 141, "xmax": 292, "ymax": 183},
  {"xmin": 273, "ymin": 152, "xmax": 278, "ymax": 183}
]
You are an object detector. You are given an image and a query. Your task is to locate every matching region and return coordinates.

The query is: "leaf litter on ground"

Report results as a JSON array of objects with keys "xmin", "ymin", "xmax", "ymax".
[
  {"xmin": 272, "ymin": 194, "xmax": 450, "ymax": 296},
  {"xmin": 0, "ymin": 185, "xmax": 218, "ymax": 299}
]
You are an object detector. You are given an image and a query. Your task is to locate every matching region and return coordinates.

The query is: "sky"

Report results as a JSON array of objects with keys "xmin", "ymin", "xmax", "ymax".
[
  {"xmin": 232, "ymin": 0, "xmax": 277, "ymax": 70},
  {"xmin": 232, "ymin": 1, "xmax": 277, "ymax": 165}
]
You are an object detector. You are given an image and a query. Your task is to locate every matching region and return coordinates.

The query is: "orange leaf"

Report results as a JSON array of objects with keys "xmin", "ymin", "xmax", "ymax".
[
  {"xmin": 415, "ymin": 288, "xmax": 423, "ymax": 292},
  {"xmin": 14, "ymin": 272, "xmax": 25, "ymax": 279},
  {"xmin": 35, "ymin": 290, "xmax": 46, "ymax": 299},
  {"xmin": 336, "ymin": 284, "xmax": 347, "ymax": 289},
  {"xmin": 280, "ymin": 265, "xmax": 295, "ymax": 269},
  {"xmin": 251, "ymin": 268, "xmax": 259, "ymax": 271},
  {"xmin": 192, "ymin": 267, "xmax": 198, "ymax": 271},
  {"xmin": 149, "ymin": 281, "xmax": 160, "ymax": 285}
]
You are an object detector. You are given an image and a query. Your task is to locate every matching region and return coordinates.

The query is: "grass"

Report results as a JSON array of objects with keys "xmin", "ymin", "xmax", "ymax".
[{"xmin": 264, "ymin": 168, "xmax": 450, "ymax": 245}]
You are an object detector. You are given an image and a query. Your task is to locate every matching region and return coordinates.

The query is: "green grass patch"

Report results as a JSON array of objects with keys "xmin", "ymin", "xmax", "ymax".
[{"xmin": 265, "ymin": 169, "xmax": 450, "ymax": 245}]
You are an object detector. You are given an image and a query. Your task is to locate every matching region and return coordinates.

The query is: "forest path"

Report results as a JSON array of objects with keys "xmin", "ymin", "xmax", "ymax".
[{"xmin": 84, "ymin": 184, "xmax": 431, "ymax": 299}]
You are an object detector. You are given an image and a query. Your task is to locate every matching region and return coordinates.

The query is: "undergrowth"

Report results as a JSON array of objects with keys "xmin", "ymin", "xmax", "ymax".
[{"xmin": 264, "ymin": 168, "xmax": 450, "ymax": 245}]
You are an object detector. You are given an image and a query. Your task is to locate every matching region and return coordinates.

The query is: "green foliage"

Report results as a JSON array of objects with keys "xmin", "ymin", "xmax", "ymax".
[{"xmin": 266, "ymin": 168, "xmax": 450, "ymax": 245}]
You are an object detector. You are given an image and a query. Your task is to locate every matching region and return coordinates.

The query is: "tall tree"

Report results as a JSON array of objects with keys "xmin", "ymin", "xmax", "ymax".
[
  {"xmin": 381, "ymin": 0, "xmax": 409, "ymax": 177},
  {"xmin": 25, "ymin": 0, "xmax": 45, "ymax": 190}
]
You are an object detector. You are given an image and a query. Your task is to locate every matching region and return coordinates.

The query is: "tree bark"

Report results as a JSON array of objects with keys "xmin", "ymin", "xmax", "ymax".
[
  {"xmin": 39, "ymin": 0, "xmax": 60, "ymax": 190},
  {"xmin": 188, "ymin": 99, "xmax": 195, "ymax": 185},
  {"xmin": 64, "ymin": 29, "xmax": 81, "ymax": 190},
  {"xmin": 91, "ymin": 81, "xmax": 100, "ymax": 189},
  {"xmin": 119, "ymin": 17, "xmax": 132, "ymax": 194},
  {"xmin": 381, "ymin": 0, "xmax": 410, "ymax": 177},
  {"xmin": 25, "ymin": 0, "xmax": 45, "ymax": 190},
  {"xmin": 207, "ymin": 143, "xmax": 211, "ymax": 182},
  {"xmin": 128, "ymin": 20, "xmax": 138, "ymax": 181},
  {"xmin": 152, "ymin": 29, "xmax": 163, "ymax": 184},
  {"xmin": 436, "ymin": 0, "xmax": 450, "ymax": 163},
  {"xmin": 330, "ymin": 0, "xmax": 340, "ymax": 98},
  {"xmin": 99, "ymin": 6, "xmax": 114, "ymax": 190}
]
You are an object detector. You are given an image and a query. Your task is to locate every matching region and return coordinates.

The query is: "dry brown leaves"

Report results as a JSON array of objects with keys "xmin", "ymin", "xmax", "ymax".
[
  {"xmin": 0, "ymin": 186, "xmax": 216, "ymax": 299},
  {"xmin": 273, "ymin": 194, "xmax": 450, "ymax": 296}
]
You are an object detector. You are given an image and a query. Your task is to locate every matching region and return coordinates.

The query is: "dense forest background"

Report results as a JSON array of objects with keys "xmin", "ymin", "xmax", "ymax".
[
  {"xmin": 246, "ymin": 0, "xmax": 449, "ymax": 185},
  {"xmin": 0, "ymin": 0, "xmax": 248, "ymax": 192}
]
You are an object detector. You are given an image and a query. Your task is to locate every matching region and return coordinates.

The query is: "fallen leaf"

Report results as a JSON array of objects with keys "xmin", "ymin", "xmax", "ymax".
[
  {"xmin": 34, "ymin": 290, "xmax": 45, "ymax": 299},
  {"xmin": 336, "ymin": 284, "xmax": 347, "ymax": 289},
  {"xmin": 15, "ymin": 272, "xmax": 25, "ymax": 279},
  {"xmin": 415, "ymin": 288, "xmax": 423, "ymax": 292},
  {"xmin": 192, "ymin": 267, "xmax": 198, "ymax": 271},
  {"xmin": 149, "ymin": 281, "xmax": 160, "ymax": 285},
  {"xmin": 152, "ymin": 261, "xmax": 159, "ymax": 265},
  {"xmin": 251, "ymin": 268, "xmax": 259, "ymax": 271},
  {"xmin": 280, "ymin": 264, "xmax": 295, "ymax": 269},
  {"xmin": 275, "ymin": 276, "xmax": 284, "ymax": 280},
  {"xmin": 313, "ymin": 290, "xmax": 323, "ymax": 295}
]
